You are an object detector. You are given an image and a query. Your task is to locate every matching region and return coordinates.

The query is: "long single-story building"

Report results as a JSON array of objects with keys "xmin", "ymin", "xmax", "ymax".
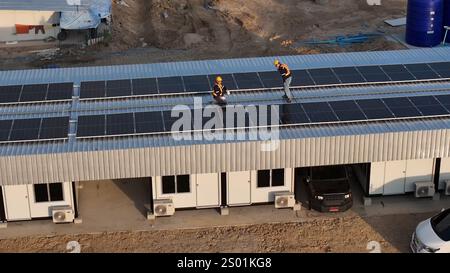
[{"xmin": 1, "ymin": 47, "xmax": 450, "ymax": 224}]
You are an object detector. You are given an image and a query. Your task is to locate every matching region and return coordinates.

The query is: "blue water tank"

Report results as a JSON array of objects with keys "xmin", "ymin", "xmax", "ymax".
[
  {"xmin": 444, "ymin": 0, "xmax": 450, "ymax": 42},
  {"xmin": 406, "ymin": 0, "xmax": 444, "ymax": 47}
]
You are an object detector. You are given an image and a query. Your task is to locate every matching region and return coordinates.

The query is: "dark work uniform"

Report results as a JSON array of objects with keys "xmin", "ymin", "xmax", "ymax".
[{"xmin": 212, "ymin": 83, "xmax": 228, "ymax": 105}]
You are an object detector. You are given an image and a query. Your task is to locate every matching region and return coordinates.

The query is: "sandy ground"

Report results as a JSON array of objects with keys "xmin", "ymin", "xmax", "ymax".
[
  {"xmin": 0, "ymin": 0, "xmax": 407, "ymax": 69},
  {"xmin": 0, "ymin": 213, "xmax": 430, "ymax": 253}
]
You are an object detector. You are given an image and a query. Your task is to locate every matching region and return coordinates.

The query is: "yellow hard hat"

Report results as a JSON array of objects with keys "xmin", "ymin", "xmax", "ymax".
[
  {"xmin": 216, "ymin": 76, "xmax": 223, "ymax": 82},
  {"xmin": 274, "ymin": 59, "xmax": 280, "ymax": 66}
]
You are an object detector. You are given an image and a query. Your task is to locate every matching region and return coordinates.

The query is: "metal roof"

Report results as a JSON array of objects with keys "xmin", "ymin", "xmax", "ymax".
[
  {"xmin": 2, "ymin": 48, "xmax": 450, "ymax": 184},
  {"xmin": 0, "ymin": 0, "xmax": 92, "ymax": 12}
]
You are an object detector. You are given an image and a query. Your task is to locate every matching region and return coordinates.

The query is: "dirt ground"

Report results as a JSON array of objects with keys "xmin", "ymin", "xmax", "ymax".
[
  {"xmin": 0, "ymin": 0, "xmax": 407, "ymax": 70},
  {"xmin": 0, "ymin": 213, "xmax": 430, "ymax": 253}
]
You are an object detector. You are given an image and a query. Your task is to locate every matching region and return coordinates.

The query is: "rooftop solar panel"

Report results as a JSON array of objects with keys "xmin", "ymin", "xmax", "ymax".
[
  {"xmin": 77, "ymin": 115, "xmax": 106, "ymax": 137},
  {"xmin": 9, "ymin": 118, "xmax": 41, "ymax": 141},
  {"xmin": 39, "ymin": 117, "xmax": 69, "ymax": 139},
  {"xmin": 135, "ymin": 111, "xmax": 164, "ymax": 133},
  {"xmin": 0, "ymin": 120, "xmax": 12, "ymax": 141},
  {"xmin": 19, "ymin": 84, "xmax": 48, "ymax": 102},
  {"xmin": 158, "ymin": 77, "xmax": 185, "ymax": 94},
  {"xmin": 259, "ymin": 71, "xmax": 284, "ymax": 88},
  {"xmin": 0, "ymin": 85, "xmax": 22, "ymax": 104},
  {"xmin": 106, "ymin": 113, "xmax": 135, "ymax": 135},
  {"xmin": 183, "ymin": 75, "xmax": 211, "ymax": 93},
  {"xmin": 80, "ymin": 81, "xmax": 106, "ymax": 99},
  {"xmin": 290, "ymin": 70, "xmax": 315, "ymax": 86},
  {"xmin": 106, "ymin": 80, "xmax": 132, "ymax": 98},
  {"xmin": 46, "ymin": 83, "xmax": 73, "ymax": 101},
  {"xmin": 233, "ymin": 73, "xmax": 264, "ymax": 89},
  {"xmin": 132, "ymin": 78, "xmax": 158, "ymax": 96}
]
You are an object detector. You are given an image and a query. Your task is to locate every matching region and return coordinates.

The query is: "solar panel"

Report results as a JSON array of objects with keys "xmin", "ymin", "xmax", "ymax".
[
  {"xmin": 132, "ymin": 78, "xmax": 158, "ymax": 96},
  {"xmin": 308, "ymin": 68, "xmax": 340, "ymax": 85},
  {"xmin": 290, "ymin": 70, "xmax": 315, "ymax": 86},
  {"xmin": 233, "ymin": 73, "xmax": 264, "ymax": 89},
  {"xmin": 47, "ymin": 83, "xmax": 73, "ymax": 101},
  {"xmin": 280, "ymin": 103, "xmax": 309, "ymax": 124},
  {"xmin": 381, "ymin": 65, "xmax": 415, "ymax": 81},
  {"xmin": 329, "ymin": 100, "xmax": 366, "ymax": 121},
  {"xmin": 135, "ymin": 111, "xmax": 164, "ymax": 133},
  {"xmin": 409, "ymin": 95, "xmax": 449, "ymax": 116},
  {"xmin": 332, "ymin": 67, "xmax": 366, "ymax": 84},
  {"xmin": 208, "ymin": 74, "xmax": 238, "ymax": 90},
  {"xmin": 163, "ymin": 109, "xmax": 193, "ymax": 132},
  {"xmin": 0, "ymin": 85, "xmax": 22, "ymax": 104},
  {"xmin": 106, "ymin": 80, "xmax": 132, "ymax": 98},
  {"xmin": 9, "ymin": 118, "xmax": 41, "ymax": 141},
  {"xmin": 258, "ymin": 71, "xmax": 284, "ymax": 88},
  {"xmin": 80, "ymin": 81, "xmax": 106, "ymax": 99},
  {"xmin": 77, "ymin": 115, "xmax": 106, "ymax": 137},
  {"xmin": 356, "ymin": 99, "xmax": 394, "ymax": 119},
  {"xmin": 0, "ymin": 120, "xmax": 12, "ymax": 141},
  {"xmin": 382, "ymin": 97, "xmax": 421, "ymax": 118},
  {"xmin": 428, "ymin": 62, "xmax": 450, "ymax": 78},
  {"xmin": 106, "ymin": 113, "xmax": 134, "ymax": 135},
  {"xmin": 20, "ymin": 84, "xmax": 48, "ymax": 102},
  {"xmin": 39, "ymin": 117, "xmax": 69, "ymax": 139},
  {"xmin": 356, "ymin": 66, "xmax": 391, "ymax": 82},
  {"xmin": 157, "ymin": 77, "xmax": 185, "ymax": 94},
  {"xmin": 302, "ymin": 102, "xmax": 339, "ymax": 122},
  {"xmin": 183, "ymin": 75, "xmax": 211, "ymax": 93}
]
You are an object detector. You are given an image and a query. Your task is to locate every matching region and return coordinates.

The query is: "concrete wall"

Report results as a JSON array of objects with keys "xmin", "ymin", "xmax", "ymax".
[{"xmin": 0, "ymin": 10, "xmax": 60, "ymax": 41}]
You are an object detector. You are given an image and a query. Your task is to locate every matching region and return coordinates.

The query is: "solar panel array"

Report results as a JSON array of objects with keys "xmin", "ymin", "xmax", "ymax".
[
  {"xmin": 76, "ymin": 94, "xmax": 450, "ymax": 138},
  {"xmin": 0, "ymin": 117, "xmax": 70, "ymax": 143},
  {"xmin": 0, "ymin": 83, "xmax": 73, "ymax": 104},
  {"xmin": 78, "ymin": 62, "xmax": 450, "ymax": 99}
]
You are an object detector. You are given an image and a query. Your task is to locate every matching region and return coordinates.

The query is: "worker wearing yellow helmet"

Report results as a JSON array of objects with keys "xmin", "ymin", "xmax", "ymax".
[
  {"xmin": 274, "ymin": 59, "xmax": 293, "ymax": 102},
  {"xmin": 212, "ymin": 76, "xmax": 230, "ymax": 105}
]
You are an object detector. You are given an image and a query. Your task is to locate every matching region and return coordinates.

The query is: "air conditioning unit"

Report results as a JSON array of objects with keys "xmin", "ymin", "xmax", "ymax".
[
  {"xmin": 153, "ymin": 199, "xmax": 175, "ymax": 217},
  {"xmin": 444, "ymin": 180, "xmax": 450, "ymax": 196},
  {"xmin": 52, "ymin": 206, "xmax": 75, "ymax": 223},
  {"xmin": 414, "ymin": 181, "xmax": 435, "ymax": 198},
  {"xmin": 274, "ymin": 191, "xmax": 296, "ymax": 209}
]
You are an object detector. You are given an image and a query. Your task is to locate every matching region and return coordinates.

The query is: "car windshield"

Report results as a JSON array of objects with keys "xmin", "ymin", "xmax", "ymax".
[
  {"xmin": 430, "ymin": 209, "xmax": 450, "ymax": 241},
  {"xmin": 311, "ymin": 166, "xmax": 347, "ymax": 180}
]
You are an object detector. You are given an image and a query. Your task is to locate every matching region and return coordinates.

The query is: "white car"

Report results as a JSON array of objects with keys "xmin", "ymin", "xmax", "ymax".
[{"xmin": 410, "ymin": 208, "xmax": 450, "ymax": 253}]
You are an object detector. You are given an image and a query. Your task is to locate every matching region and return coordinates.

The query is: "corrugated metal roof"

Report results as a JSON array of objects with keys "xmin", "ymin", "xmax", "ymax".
[
  {"xmin": 0, "ymin": 0, "xmax": 92, "ymax": 12},
  {"xmin": 1, "ymin": 48, "xmax": 450, "ymax": 184},
  {"xmin": 1, "ymin": 47, "xmax": 450, "ymax": 85}
]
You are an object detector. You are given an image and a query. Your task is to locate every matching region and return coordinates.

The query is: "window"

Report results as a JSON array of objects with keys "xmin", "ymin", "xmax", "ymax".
[
  {"xmin": 34, "ymin": 183, "xmax": 64, "ymax": 203},
  {"xmin": 257, "ymin": 169, "xmax": 285, "ymax": 188},
  {"xmin": 162, "ymin": 175, "xmax": 190, "ymax": 194}
]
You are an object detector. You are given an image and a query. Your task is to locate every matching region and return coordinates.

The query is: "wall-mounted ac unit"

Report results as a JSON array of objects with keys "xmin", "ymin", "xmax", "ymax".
[
  {"xmin": 153, "ymin": 199, "xmax": 175, "ymax": 217},
  {"xmin": 414, "ymin": 181, "xmax": 435, "ymax": 198},
  {"xmin": 274, "ymin": 191, "xmax": 296, "ymax": 209},
  {"xmin": 52, "ymin": 206, "xmax": 75, "ymax": 223},
  {"xmin": 444, "ymin": 180, "xmax": 450, "ymax": 196}
]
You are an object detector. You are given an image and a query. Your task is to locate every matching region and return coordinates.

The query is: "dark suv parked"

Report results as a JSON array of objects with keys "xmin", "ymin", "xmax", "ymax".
[{"xmin": 305, "ymin": 165, "xmax": 353, "ymax": 212}]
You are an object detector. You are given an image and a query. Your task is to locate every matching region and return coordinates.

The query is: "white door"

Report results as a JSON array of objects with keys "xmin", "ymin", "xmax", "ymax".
[
  {"xmin": 3, "ymin": 185, "xmax": 31, "ymax": 220},
  {"xmin": 383, "ymin": 160, "xmax": 407, "ymax": 195},
  {"xmin": 196, "ymin": 173, "xmax": 220, "ymax": 208},
  {"xmin": 228, "ymin": 171, "xmax": 251, "ymax": 205},
  {"xmin": 404, "ymin": 159, "xmax": 434, "ymax": 193},
  {"xmin": 369, "ymin": 162, "xmax": 385, "ymax": 195}
]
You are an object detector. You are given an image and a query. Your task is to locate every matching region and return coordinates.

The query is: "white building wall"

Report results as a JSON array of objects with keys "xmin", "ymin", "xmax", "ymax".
[
  {"xmin": 439, "ymin": 158, "xmax": 450, "ymax": 190},
  {"xmin": 0, "ymin": 10, "xmax": 60, "ymax": 42},
  {"xmin": 369, "ymin": 159, "xmax": 434, "ymax": 195},
  {"xmin": 250, "ymin": 168, "xmax": 293, "ymax": 203},
  {"xmin": 154, "ymin": 175, "xmax": 197, "ymax": 209},
  {"xmin": 2, "ymin": 182, "xmax": 74, "ymax": 220}
]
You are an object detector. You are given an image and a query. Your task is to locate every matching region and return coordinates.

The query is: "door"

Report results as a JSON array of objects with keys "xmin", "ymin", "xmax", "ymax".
[
  {"xmin": 196, "ymin": 173, "xmax": 220, "ymax": 208},
  {"xmin": 369, "ymin": 162, "xmax": 385, "ymax": 195},
  {"xmin": 383, "ymin": 160, "xmax": 407, "ymax": 195},
  {"xmin": 227, "ymin": 171, "xmax": 251, "ymax": 205},
  {"xmin": 404, "ymin": 159, "xmax": 434, "ymax": 193},
  {"xmin": 3, "ymin": 185, "xmax": 31, "ymax": 220}
]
